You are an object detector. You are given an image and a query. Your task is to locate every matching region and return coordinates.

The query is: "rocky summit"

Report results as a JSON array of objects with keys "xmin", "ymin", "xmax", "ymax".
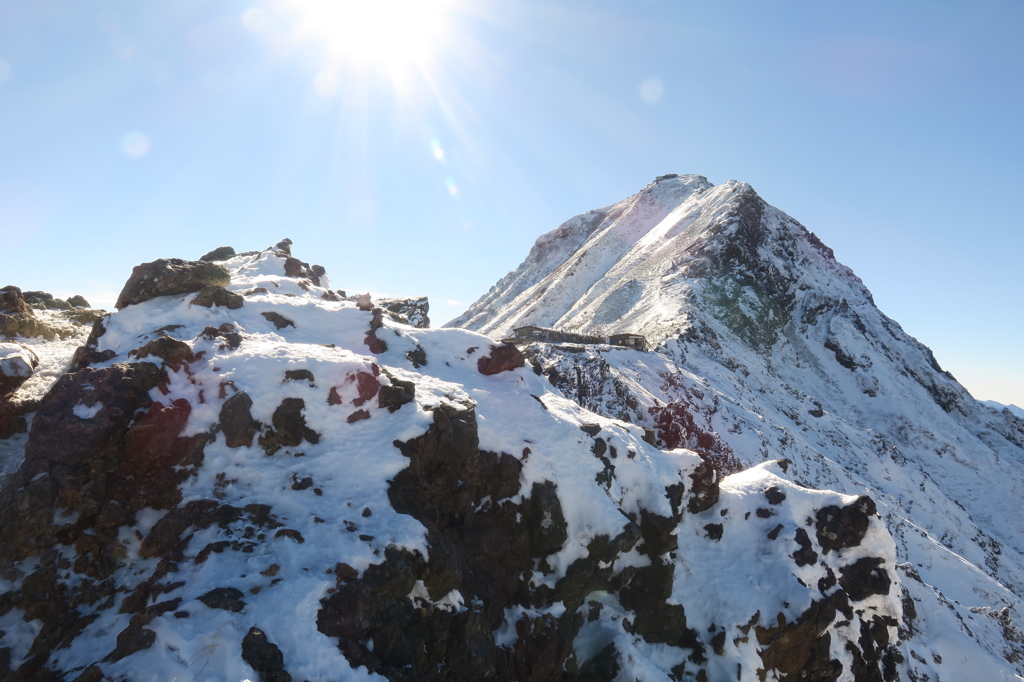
[
  {"xmin": 450, "ymin": 174, "xmax": 1024, "ymax": 680},
  {"xmin": 0, "ymin": 239, "xmax": 906, "ymax": 681}
]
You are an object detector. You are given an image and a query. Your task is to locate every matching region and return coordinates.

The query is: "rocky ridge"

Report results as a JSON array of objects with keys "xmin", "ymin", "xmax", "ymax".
[
  {"xmin": 0, "ymin": 242, "xmax": 901, "ymax": 681},
  {"xmin": 451, "ymin": 174, "xmax": 1024, "ymax": 680}
]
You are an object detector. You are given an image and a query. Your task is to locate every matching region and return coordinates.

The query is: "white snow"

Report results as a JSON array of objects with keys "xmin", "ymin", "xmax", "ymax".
[{"xmin": 451, "ymin": 174, "xmax": 1024, "ymax": 680}]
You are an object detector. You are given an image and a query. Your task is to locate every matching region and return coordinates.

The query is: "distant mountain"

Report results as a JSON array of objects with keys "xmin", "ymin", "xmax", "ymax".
[
  {"xmin": 0, "ymin": 243, "xmax": 903, "ymax": 680},
  {"xmin": 983, "ymin": 399, "xmax": 1024, "ymax": 420},
  {"xmin": 451, "ymin": 174, "xmax": 1024, "ymax": 680}
]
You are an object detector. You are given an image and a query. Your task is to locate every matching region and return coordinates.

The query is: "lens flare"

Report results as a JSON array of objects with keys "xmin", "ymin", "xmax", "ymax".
[
  {"xmin": 120, "ymin": 132, "xmax": 151, "ymax": 158},
  {"xmin": 430, "ymin": 139, "xmax": 445, "ymax": 161},
  {"xmin": 639, "ymin": 76, "xmax": 664, "ymax": 104}
]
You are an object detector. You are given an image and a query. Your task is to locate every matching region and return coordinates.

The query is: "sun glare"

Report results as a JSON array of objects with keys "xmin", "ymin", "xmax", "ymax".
[{"xmin": 284, "ymin": 0, "xmax": 454, "ymax": 74}]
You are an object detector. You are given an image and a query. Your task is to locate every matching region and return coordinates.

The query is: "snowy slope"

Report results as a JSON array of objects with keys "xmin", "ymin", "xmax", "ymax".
[
  {"xmin": 0, "ymin": 244, "xmax": 903, "ymax": 681},
  {"xmin": 451, "ymin": 175, "xmax": 1024, "ymax": 680}
]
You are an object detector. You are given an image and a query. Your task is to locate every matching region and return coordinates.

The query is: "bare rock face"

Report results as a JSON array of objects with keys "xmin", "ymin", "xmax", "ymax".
[{"xmin": 115, "ymin": 258, "xmax": 231, "ymax": 309}]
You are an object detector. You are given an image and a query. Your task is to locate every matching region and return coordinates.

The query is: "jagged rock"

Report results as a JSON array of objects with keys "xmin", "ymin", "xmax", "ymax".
[
  {"xmin": 0, "ymin": 286, "xmax": 64, "ymax": 340},
  {"xmin": 200, "ymin": 246, "xmax": 236, "ymax": 262},
  {"xmin": 378, "ymin": 375, "xmax": 415, "ymax": 412},
  {"xmin": 199, "ymin": 323, "xmax": 243, "ymax": 350},
  {"xmin": 379, "ymin": 296, "xmax": 430, "ymax": 328},
  {"xmin": 756, "ymin": 595, "xmax": 846, "ymax": 679},
  {"xmin": 406, "ymin": 345, "xmax": 427, "ymax": 367},
  {"xmin": 115, "ymin": 258, "xmax": 230, "ymax": 309},
  {"xmin": 25, "ymin": 362, "xmax": 162, "ymax": 466},
  {"xmin": 816, "ymin": 496, "xmax": 876, "ymax": 553},
  {"xmin": 839, "ymin": 557, "xmax": 892, "ymax": 601},
  {"xmin": 259, "ymin": 398, "xmax": 320, "ymax": 454},
  {"xmin": 261, "ymin": 311, "xmax": 295, "ymax": 329},
  {"xmin": 191, "ymin": 285, "xmax": 244, "ymax": 310},
  {"xmin": 284, "ymin": 369, "xmax": 315, "ymax": 384},
  {"xmin": 0, "ymin": 343, "xmax": 38, "ymax": 395},
  {"xmin": 241, "ymin": 627, "xmax": 291, "ymax": 682},
  {"xmin": 1, "ymin": 285, "xmax": 29, "ymax": 315},
  {"xmin": 477, "ymin": 343, "xmax": 525, "ymax": 376},
  {"xmin": 524, "ymin": 480, "xmax": 568, "ymax": 557},
  {"xmin": 129, "ymin": 336, "xmax": 193, "ymax": 370},
  {"xmin": 71, "ymin": 316, "xmax": 115, "ymax": 368},
  {"xmin": 687, "ymin": 453, "xmax": 721, "ymax": 513},
  {"xmin": 198, "ymin": 587, "xmax": 246, "ymax": 612}
]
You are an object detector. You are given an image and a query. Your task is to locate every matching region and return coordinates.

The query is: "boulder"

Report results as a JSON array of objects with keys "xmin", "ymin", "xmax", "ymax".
[
  {"xmin": 0, "ymin": 285, "xmax": 29, "ymax": 314},
  {"xmin": 0, "ymin": 342, "xmax": 39, "ymax": 395},
  {"xmin": 199, "ymin": 246, "xmax": 236, "ymax": 262},
  {"xmin": 25, "ymin": 362, "xmax": 163, "ymax": 466},
  {"xmin": 115, "ymin": 259, "xmax": 231, "ymax": 309},
  {"xmin": 477, "ymin": 344, "xmax": 525, "ymax": 376},
  {"xmin": 241, "ymin": 627, "xmax": 291, "ymax": 682},
  {"xmin": 191, "ymin": 285, "xmax": 243, "ymax": 310}
]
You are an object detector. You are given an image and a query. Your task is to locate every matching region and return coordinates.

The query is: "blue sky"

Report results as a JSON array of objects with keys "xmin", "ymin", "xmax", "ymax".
[{"xmin": 1, "ymin": 0, "xmax": 1021, "ymax": 406}]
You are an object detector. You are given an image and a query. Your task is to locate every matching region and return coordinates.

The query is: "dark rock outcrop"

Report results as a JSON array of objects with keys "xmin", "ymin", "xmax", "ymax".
[
  {"xmin": 200, "ymin": 246, "xmax": 236, "ymax": 262},
  {"xmin": 477, "ymin": 344, "xmax": 526, "ymax": 376},
  {"xmin": 115, "ymin": 258, "xmax": 230, "ymax": 309}
]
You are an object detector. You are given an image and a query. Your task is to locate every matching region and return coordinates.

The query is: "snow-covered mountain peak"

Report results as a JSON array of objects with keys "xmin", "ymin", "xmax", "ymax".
[
  {"xmin": 448, "ymin": 175, "xmax": 864, "ymax": 350},
  {"xmin": 451, "ymin": 178, "xmax": 1024, "ymax": 680}
]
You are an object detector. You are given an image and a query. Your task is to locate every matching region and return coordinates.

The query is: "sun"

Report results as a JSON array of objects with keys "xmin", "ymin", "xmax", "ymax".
[{"xmin": 282, "ymin": 0, "xmax": 454, "ymax": 75}]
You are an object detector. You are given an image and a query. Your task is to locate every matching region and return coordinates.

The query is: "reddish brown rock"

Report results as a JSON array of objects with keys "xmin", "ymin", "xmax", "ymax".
[{"xmin": 476, "ymin": 344, "xmax": 525, "ymax": 376}]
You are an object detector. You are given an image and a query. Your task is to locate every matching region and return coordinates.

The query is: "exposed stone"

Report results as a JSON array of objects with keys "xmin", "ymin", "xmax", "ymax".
[
  {"xmin": 0, "ymin": 287, "xmax": 66, "ymax": 340},
  {"xmin": 129, "ymin": 336, "xmax": 193, "ymax": 370},
  {"xmin": 105, "ymin": 622, "xmax": 156, "ymax": 662},
  {"xmin": 241, "ymin": 627, "xmax": 291, "ymax": 682},
  {"xmin": 1, "ymin": 285, "xmax": 29, "ymax": 315},
  {"xmin": 816, "ymin": 496, "xmax": 876, "ymax": 553},
  {"xmin": 524, "ymin": 480, "xmax": 568, "ymax": 557},
  {"xmin": 379, "ymin": 296, "xmax": 430, "ymax": 328},
  {"xmin": 199, "ymin": 246, "xmax": 236, "ymax": 262},
  {"xmin": 199, "ymin": 324, "xmax": 242, "ymax": 350},
  {"xmin": 406, "ymin": 345, "xmax": 428, "ymax": 368},
  {"xmin": 25, "ymin": 362, "xmax": 163, "ymax": 466},
  {"xmin": 792, "ymin": 527, "xmax": 819, "ymax": 566},
  {"xmin": 477, "ymin": 344, "xmax": 525, "ymax": 376},
  {"xmin": 378, "ymin": 375, "xmax": 415, "ymax": 413},
  {"xmin": 261, "ymin": 311, "xmax": 295, "ymax": 329},
  {"xmin": 284, "ymin": 369, "xmax": 315, "ymax": 385},
  {"xmin": 198, "ymin": 587, "xmax": 246, "ymax": 612},
  {"xmin": 839, "ymin": 557, "xmax": 891, "ymax": 601},
  {"xmin": 0, "ymin": 343, "xmax": 39, "ymax": 395},
  {"xmin": 115, "ymin": 258, "xmax": 230, "ymax": 309},
  {"xmin": 191, "ymin": 285, "xmax": 244, "ymax": 310},
  {"xmin": 259, "ymin": 398, "xmax": 320, "ymax": 454},
  {"xmin": 71, "ymin": 317, "xmax": 114, "ymax": 369},
  {"xmin": 687, "ymin": 453, "xmax": 720, "ymax": 513},
  {"xmin": 757, "ymin": 596, "xmax": 844, "ymax": 679}
]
